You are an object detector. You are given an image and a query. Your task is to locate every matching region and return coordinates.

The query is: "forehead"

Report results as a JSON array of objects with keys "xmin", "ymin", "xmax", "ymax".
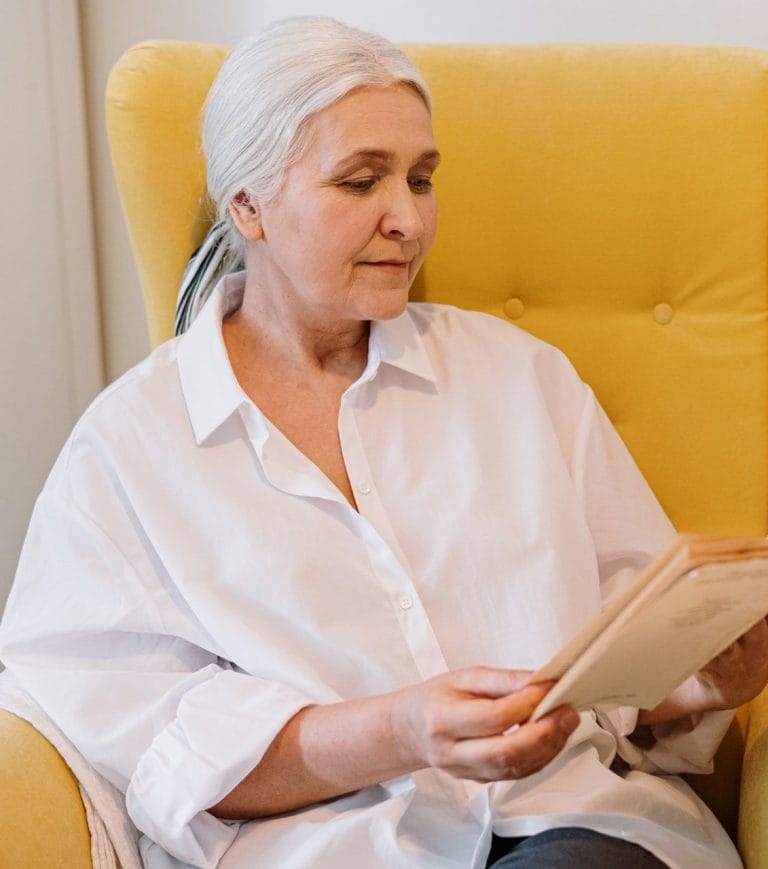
[{"xmin": 303, "ymin": 84, "xmax": 436, "ymax": 167}]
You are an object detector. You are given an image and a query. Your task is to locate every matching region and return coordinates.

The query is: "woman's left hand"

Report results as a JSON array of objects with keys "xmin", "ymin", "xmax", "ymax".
[
  {"xmin": 638, "ymin": 618, "xmax": 768, "ymax": 725},
  {"xmin": 691, "ymin": 617, "xmax": 768, "ymax": 710}
]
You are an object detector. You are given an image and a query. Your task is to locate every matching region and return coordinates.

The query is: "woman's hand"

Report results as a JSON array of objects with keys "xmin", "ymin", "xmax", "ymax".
[
  {"xmin": 690, "ymin": 617, "xmax": 768, "ymax": 710},
  {"xmin": 389, "ymin": 667, "xmax": 580, "ymax": 783},
  {"xmin": 639, "ymin": 618, "xmax": 768, "ymax": 725}
]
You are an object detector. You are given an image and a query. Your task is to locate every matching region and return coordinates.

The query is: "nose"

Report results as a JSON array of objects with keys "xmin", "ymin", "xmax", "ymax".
[{"xmin": 379, "ymin": 181, "xmax": 425, "ymax": 240}]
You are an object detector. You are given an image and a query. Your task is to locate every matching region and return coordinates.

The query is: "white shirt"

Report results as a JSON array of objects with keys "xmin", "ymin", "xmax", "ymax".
[{"xmin": 0, "ymin": 275, "xmax": 740, "ymax": 869}]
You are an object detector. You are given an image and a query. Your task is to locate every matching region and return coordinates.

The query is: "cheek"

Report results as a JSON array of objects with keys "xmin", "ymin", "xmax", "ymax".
[
  {"xmin": 326, "ymin": 203, "xmax": 383, "ymax": 249},
  {"xmin": 421, "ymin": 199, "xmax": 439, "ymax": 248}
]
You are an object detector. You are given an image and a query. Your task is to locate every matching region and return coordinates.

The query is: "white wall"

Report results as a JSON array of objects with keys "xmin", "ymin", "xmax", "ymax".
[
  {"xmin": 0, "ymin": 0, "xmax": 102, "ymax": 615},
  {"xmin": 3, "ymin": 0, "xmax": 768, "ymax": 617}
]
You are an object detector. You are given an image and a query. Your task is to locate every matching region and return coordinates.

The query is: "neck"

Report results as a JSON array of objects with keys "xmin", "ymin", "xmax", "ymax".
[{"xmin": 223, "ymin": 274, "xmax": 370, "ymax": 381}]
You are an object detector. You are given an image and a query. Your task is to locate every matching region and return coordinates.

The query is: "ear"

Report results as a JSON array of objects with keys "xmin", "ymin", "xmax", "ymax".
[{"xmin": 229, "ymin": 191, "xmax": 264, "ymax": 241}]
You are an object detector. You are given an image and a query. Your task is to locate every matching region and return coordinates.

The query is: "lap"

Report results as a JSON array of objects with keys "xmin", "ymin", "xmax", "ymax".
[{"xmin": 486, "ymin": 827, "xmax": 668, "ymax": 868}]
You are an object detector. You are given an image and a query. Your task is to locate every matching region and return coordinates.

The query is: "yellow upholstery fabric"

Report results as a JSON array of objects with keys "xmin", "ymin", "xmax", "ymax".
[
  {"xmin": 414, "ymin": 44, "xmax": 768, "ymax": 541},
  {"xmin": 4, "ymin": 39, "xmax": 766, "ymax": 866},
  {"xmin": 742, "ymin": 688, "xmax": 768, "ymax": 866},
  {"xmin": 0, "ymin": 710, "xmax": 92, "ymax": 868},
  {"xmin": 106, "ymin": 41, "xmax": 229, "ymax": 348},
  {"xmin": 106, "ymin": 41, "xmax": 768, "ymax": 537}
]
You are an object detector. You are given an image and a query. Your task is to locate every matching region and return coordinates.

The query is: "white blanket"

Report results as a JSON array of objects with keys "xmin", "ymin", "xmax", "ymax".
[{"xmin": 0, "ymin": 671, "xmax": 142, "ymax": 868}]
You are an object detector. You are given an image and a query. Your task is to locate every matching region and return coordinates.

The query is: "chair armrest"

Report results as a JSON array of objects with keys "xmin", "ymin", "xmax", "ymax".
[
  {"xmin": 739, "ymin": 688, "xmax": 768, "ymax": 867},
  {"xmin": 0, "ymin": 709, "xmax": 92, "ymax": 867},
  {"xmin": 684, "ymin": 708, "xmax": 747, "ymax": 843}
]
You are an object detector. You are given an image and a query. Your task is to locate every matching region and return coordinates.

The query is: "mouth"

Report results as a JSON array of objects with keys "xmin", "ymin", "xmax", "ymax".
[{"xmin": 361, "ymin": 260, "xmax": 410, "ymax": 271}]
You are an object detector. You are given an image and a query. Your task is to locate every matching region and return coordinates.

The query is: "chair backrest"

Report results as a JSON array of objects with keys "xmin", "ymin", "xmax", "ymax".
[
  {"xmin": 106, "ymin": 41, "xmax": 768, "ymax": 847},
  {"xmin": 107, "ymin": 40, "xmax": 768, "ymax": 542}
]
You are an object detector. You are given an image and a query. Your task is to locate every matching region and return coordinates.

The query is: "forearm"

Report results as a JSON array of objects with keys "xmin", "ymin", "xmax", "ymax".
[
  {"xmin": 209, "ymin": 691, "xmax": 419, "ymax": 819},
  {"xmin": 208, "ymin": 668, "xmax": 576, "ymax": 820}
]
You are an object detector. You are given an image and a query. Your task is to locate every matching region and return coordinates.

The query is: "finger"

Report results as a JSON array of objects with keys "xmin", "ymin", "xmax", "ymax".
[
  {"xmin": 447, "ymin": 706, "xmax": 579, "ymax": 781},
  {"xmin": 709, "ymin": 618, "xmax": 768, "ymax": 660},
  {"xmin": 739, "ymin": 618, "xmax": 768, "ymax": 646},
  {"xmin": 448, "ymin": 666, "xmax": 542, "ymax": 698},
  {"xmin": 437, "ymin": 684, "xmax": 554, "ymax": 740},
  {"xmin": 714, "ymin": 620, "xmax": 768, "ymax": 664}
]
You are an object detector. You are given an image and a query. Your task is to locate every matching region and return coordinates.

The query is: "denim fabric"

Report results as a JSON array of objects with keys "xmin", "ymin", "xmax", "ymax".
[{"xmin": 486, "ymin": 827, "xmax": 668, "ymax": 868}]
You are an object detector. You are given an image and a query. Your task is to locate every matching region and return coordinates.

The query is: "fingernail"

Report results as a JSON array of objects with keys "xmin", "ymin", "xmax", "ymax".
[{"xmin": 560, "ymin": 710, "xmax": 580, "ymax": 733}]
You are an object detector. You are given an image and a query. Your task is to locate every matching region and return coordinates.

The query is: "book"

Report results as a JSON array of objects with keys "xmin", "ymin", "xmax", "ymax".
[{"xmin": 531, "ymin": 534, "xmax": 768, "ymax": 720}]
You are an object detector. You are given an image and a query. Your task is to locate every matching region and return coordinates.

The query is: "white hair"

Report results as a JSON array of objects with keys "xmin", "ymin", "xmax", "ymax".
[{"xmin": 202, "ymin": 16, "xmax": 432, "ymax": 269}]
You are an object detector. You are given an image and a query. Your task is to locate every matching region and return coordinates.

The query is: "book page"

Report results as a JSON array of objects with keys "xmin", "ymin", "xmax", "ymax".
[
  {"xmin": 532, "ymin": 540, "xmax": 689, "ymax": 683},
  {"xmin": 532, "ymin": 555, "xmax": 768, "ymax": 719}
]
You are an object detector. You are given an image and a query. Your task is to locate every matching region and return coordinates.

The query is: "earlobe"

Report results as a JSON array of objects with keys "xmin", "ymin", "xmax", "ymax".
[{"xmin": 229, "ymin": 192, "xmax": 264, "ymax": 241}]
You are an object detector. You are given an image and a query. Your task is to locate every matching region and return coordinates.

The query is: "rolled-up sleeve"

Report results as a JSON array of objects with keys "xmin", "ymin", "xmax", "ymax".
[{"xmin": 128, "ymin": 669, "xmax": 311, "ymax": 865}]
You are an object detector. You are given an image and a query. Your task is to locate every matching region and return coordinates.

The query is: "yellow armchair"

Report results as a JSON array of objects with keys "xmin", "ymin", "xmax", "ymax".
[
  {"xmin": 3, "ymin": 38, "xmax": 768, "ymax": 867},
  {"xmin": 0, "ymin": 712, "xmax": 92, "ymax": 867}
]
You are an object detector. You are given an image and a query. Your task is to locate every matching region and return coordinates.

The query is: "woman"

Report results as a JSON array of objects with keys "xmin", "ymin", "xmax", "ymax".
[{"xmin": 1, "ymin": 16, "xmax": 767, "ymax": 869}]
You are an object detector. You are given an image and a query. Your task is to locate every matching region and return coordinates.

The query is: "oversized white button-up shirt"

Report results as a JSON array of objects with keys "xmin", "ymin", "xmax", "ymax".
[{"xmin": 0, "ymin": 275, "xmax": 740, "ymax": 868}]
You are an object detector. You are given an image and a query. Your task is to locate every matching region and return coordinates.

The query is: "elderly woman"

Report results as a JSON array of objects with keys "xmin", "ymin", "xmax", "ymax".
[{"xmin": 1, "ymin": 16, "xmax": 767, "ymax": 869}]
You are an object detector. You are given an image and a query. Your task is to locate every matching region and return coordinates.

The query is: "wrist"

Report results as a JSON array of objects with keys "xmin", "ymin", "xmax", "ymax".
[{"xmin": 387, "ymin": 685, "xmax": 428, "ymax": 773}]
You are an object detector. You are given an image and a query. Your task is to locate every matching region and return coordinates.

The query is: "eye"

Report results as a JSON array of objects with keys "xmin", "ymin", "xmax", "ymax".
[
  {"xmin": 408, "ymin": 176, "xmax": 434, "ymax": 194},
  {"xmin": 339, "ymin": 177, "xmax": 378, "ymax": 194}
]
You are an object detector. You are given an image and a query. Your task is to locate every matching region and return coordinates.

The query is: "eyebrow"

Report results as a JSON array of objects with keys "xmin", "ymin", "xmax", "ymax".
[{"xmin": 329, "ymin": 148, "xmax": 441, "ymax": 177}]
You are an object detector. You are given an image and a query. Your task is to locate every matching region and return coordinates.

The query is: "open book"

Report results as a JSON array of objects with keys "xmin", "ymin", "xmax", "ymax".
[{"xmin": 531, "ymin": 534, "xmax": 768, "ymax": 720}]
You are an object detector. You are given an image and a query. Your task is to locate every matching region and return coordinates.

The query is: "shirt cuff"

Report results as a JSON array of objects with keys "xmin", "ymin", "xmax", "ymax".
[
  {"xmin": 127, "ymin": 669, "xmax": 313, "ymax": 867},
  {"xmin": 597, "ymin": 705, "xmax": 735, "ymax": 775}
]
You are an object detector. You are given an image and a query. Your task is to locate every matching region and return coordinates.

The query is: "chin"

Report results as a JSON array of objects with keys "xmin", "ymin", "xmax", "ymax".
[{"xmin": 366, "ymin": 292, "xmax": 410, "ymax": 322}]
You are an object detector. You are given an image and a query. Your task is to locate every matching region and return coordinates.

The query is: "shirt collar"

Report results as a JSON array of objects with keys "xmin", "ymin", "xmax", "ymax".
[
  {"xmin": 176, "ymin": 272, "xmax": 438, "ymax": 445},
  {"xmin": 177, "ymin": 272, "xmax": 252, "ymax": 445},
  {"xmin": 369, "ymin": 308, "xmax": 438, "ymax": 385}
]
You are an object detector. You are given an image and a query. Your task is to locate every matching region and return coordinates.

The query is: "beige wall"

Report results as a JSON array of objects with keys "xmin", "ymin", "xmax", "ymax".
[
  {"xmin": 0, "ymin": 0, "xmax": 102, "ymax": 615},
  {"xmin": 4, "ymin": 0, "xmax": 768, "ymax": 617}
]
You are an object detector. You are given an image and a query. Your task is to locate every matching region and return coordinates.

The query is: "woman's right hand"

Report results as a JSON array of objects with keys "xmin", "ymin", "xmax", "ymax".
[
  {"xmin": 211, "ymin": 667, "xmax": 580, "ymax": 819},
  {"xmin": 389, "ymin": 667, "xmax": 580, "ymax": 783}
]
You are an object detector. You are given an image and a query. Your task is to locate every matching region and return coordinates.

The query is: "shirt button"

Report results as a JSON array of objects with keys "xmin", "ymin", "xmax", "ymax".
[
  {"xmin": 358, "ymin": 481, "xmax": 372, "ymax": 495},
  {"xmin": 399, "ymin": 596, "xmax": 413, "ymax": 610}
]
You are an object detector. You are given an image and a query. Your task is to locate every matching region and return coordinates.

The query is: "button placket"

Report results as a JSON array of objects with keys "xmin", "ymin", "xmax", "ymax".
[{"xmin": 339, "ymin": 396, "xmax": 448, "ymax": 681}]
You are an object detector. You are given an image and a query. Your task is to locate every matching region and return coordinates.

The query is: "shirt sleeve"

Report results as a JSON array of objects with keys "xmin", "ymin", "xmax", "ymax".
[
  {"xmin": 0, "ymin": 456, "xmax": 314, "ymax": 867},
  {"xmin": 570, "ymin": 388, "xmax": 733, "ymax": 774},
  {"xmin": 596, "ymin": 707, "xmax": 736, "ymax": 774}
]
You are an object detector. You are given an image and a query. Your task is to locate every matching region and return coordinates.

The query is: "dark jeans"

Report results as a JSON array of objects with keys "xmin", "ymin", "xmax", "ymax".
[{"xmin": 486, "ymin": 827, "xmax": 669, "ymax": 868}]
